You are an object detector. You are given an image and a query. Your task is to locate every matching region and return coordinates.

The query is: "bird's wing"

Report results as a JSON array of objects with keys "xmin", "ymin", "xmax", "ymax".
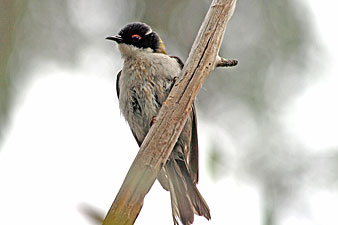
[
  {"xmin": 190, "ymin": 104, "xmax": 199, "ymax": 184},
  {"xmin": 170, "ymin": 55, "xmax": 199, "ymax": 185},
  {"xmin": 116, "ymin": 70, "xmax": 142, "ymax": 146},
  {"xmin": 116, "ymin": 70, "xmax": 121, "ymax": 99},
  {"xmin": 170, "ymin": 56, "xmax": 184, "ymax": 69}
]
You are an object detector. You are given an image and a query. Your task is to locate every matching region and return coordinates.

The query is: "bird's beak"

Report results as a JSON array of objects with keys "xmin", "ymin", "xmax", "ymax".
[{"xmin": 106, "ymin": 35, "xmax": 123, "ymax": 44}]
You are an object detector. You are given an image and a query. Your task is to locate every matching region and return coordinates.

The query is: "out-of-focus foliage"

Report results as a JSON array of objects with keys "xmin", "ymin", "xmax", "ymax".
[
  {"xmin": 0, "ymin": 0, "xmax": 86, "ymax": 148},
  {"xmin": 0, "ymin": 0, "xmax": 26, "ymax": 144}
]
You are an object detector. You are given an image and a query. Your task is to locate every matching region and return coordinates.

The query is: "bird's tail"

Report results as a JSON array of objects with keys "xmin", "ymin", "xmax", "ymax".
[{"xmin": 165, "ymin": 158, "xmax": 211, "ymax": 225}]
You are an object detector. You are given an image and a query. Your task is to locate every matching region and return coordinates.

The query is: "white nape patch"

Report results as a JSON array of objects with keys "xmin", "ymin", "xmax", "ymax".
[
  {"xmin": 145, "ymin": 28, "xmax": 153, "ymax": 35},
  {"xmin": 118, "ymin": 43, "xmax": 153, "ymax": 58}
]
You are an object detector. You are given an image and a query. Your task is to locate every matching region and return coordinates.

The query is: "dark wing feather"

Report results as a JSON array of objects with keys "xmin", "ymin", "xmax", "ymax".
[
  {"xmin": 170, "ymin": 56, "xmax": 199, "ymax": 184},
  {"xmin": 170, "ymin": 56, "xmax": 184, "ymax": 69},
  {"xmin": 190, "ymin": 104, "xmax": 199, "ymax": 185},
  {"xmin": 116, "ymin": 70, "xmax": 121, "ymax": 99}
]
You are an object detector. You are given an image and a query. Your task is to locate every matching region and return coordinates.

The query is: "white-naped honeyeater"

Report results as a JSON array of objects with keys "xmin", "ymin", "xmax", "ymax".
[{"xmin": 106, "ymin": 22, "xmax": 211, "ymax": 225}]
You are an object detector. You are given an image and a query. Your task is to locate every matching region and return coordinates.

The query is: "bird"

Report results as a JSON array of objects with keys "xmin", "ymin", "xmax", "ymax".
[{"xmin": 106, "ymin": 22, "xmax": 210, "ymax": 225}]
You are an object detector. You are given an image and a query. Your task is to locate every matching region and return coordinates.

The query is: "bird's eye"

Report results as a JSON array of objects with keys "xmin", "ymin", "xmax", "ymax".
[{"xmin": 131, "ymin": 34, "xmax": 142, "ymax": 41}]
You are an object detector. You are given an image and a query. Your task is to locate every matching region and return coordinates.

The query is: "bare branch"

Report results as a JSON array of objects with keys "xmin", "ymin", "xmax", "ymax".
[
  {"xmin": 103, "ymin": 0, "xmax": 237, "ymax": 224},
  {"xmin": 216, "ymin": 56, "xmax": 238, "ymax": 67}
]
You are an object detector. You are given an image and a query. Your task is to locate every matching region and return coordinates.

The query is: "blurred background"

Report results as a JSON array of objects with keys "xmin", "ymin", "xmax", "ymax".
[{"xmin": 1, "ymin": 0, "xmax": 338, "ymax": 224}]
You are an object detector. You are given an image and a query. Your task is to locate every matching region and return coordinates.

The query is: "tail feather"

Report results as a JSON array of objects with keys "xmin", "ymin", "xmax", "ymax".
[
  {"xmin": 166, "ymin": 159, "xmax": 210, "ymax": 225},
  {"xmin": 167, "ymin": 160, "xmax": 194, "ymax": 225},
  {"xmin": 176, "ymin": 160, "xmax": 210, "ymax": 219}
]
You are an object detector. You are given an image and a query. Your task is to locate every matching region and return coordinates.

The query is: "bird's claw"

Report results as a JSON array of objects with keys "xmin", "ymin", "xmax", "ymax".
[{"xmin": 150, "ymin": 116, "xmax": 156, "ymax": 127}]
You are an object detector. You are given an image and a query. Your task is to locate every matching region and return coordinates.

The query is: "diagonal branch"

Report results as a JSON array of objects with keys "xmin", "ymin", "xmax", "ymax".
[{"xmin": 103, "ymin": 0, "xmax": 237, "ymax": 224}]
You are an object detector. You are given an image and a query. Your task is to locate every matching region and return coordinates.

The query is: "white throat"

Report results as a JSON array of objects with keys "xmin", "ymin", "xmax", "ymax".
[{"xmin": 118, "ymin": 43, "xmax": 153, "ymax": 58}]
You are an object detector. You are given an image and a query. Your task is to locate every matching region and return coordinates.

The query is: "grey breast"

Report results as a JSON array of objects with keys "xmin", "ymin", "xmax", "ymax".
[{"xmin": 118, "ymin": 53, "xmax": 181, "ymax": 142}]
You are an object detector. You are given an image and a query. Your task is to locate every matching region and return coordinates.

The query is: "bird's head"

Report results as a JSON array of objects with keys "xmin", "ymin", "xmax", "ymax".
[{"xmin": 106, "ymin": 22, "xmax": 166, "ymax": 56}]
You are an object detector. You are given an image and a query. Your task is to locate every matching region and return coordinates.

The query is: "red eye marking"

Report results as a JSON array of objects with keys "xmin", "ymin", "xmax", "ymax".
[{"xmin": 132, "ymin": 34, "xmax": 141, "ymax": 40}]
